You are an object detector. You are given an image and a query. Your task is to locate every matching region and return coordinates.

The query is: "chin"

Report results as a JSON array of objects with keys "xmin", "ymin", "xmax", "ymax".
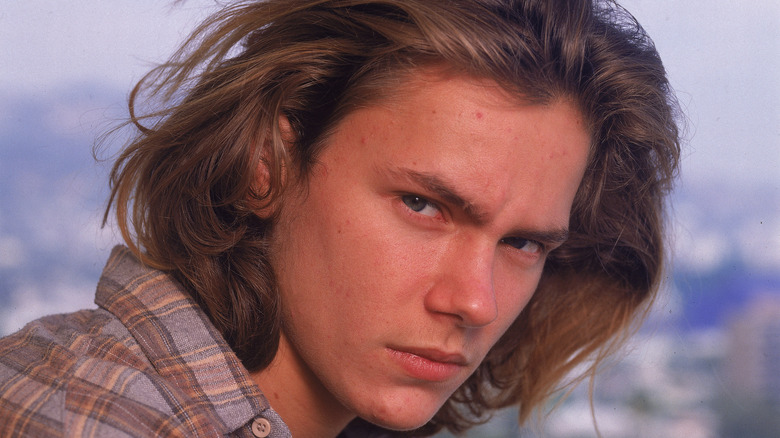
[
  {"xmin": 349, "ymin": 390, "xmax": 448, "ymax": 432},
  {"xmin": 361, "ymin": 412, "xmax": 436, "ymax": 432}
]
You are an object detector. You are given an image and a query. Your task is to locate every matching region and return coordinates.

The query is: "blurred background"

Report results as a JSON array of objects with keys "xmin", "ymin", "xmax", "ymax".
[{"xmin": 1, "ymin": 1, "xmax": 778, "ymax": 436}]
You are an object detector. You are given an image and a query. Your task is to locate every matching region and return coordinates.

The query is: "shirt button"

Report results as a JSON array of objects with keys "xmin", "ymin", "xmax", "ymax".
[{"xmin": 252, "ymin": 417, "xmax": 272, "ymax": 437}]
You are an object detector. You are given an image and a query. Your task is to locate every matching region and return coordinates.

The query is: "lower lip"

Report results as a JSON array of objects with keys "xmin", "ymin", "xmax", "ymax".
[{"xmin": 387, "ymin": 349, "xmax": 464, "ymax": 382}]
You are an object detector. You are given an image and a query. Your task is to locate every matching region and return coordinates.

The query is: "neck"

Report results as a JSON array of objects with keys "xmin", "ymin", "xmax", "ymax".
[{"xmin": 251, "ymin": 334, "xmax": 355, "ymax": 438}]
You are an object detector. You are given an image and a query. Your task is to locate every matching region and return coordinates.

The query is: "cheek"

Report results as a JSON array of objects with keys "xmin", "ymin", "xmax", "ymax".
[
  {"xmin": 288, "ymin": 196, "xmax": 409, "ymax": 312},
  {"xmin": 318, "ymin": 194, "xmax": 423, "ymax": 278}
]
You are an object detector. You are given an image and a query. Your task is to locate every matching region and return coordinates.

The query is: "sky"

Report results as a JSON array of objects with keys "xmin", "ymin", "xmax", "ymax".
[
  {"xmin": 0, "ymin": 1, "xmax": 778, "ymax": 331},
  {"xmin": 622, "ymin": 0, "xmax": 779, "ymax": 188},
  {"xmin": 0, "ymin": 2, "xmax": 218, "ymax": 92}
]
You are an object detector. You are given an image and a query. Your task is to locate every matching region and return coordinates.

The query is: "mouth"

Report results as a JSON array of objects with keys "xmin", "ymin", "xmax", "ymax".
[{"xmin": 386, "ymin": 346, "xmax": 468, "ymax": 382}]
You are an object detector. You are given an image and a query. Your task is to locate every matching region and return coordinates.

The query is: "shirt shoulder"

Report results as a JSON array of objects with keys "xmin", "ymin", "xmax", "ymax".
[
  {"xmin": 0, "ymin": 307, "xmax": 198, "ymax": 437},
  {"xmin": 0, "ymin": 246, "xmax": 285, "ymax": 437}
]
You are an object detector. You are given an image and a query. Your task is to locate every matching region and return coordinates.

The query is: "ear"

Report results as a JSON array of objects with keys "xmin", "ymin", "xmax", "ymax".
[
  {"xmin": 249, "ymin": 115, "xmax": 295, "ymax": 217},
  {"xmin": 278, "ymin": 114, "xmax": 296, "ymax": 144}
]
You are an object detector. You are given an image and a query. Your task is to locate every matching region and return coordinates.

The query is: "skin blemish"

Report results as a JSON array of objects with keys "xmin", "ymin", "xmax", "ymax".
[
  {"xmin": 475, "ymin": 111, "xmax": 483, "ymax": 119},
  {"xmin": 548, "ymin": 149, "xmax": 569, "ymax": 159}
]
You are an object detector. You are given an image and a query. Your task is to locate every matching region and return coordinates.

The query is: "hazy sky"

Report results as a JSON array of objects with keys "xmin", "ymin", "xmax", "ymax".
[
  {"xmin": 622, "ymin": 0, "xmax": 780, "ymax": 189},
  {"xmin": 0, "ymin": 1, "xmax": 218, "ymax": 92},
  {"xmin": 2, "ymin": 0, "xmax": 778, "ymax": 189}
]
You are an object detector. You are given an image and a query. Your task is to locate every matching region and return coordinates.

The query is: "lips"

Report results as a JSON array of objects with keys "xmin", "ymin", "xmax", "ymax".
[{"xmin": 387, "ymin": 347, "xmax": 468, "ymax": 382}]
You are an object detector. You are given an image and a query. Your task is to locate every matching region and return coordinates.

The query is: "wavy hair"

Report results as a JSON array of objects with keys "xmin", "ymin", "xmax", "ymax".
[{"xmin": 105, "ymin": 0, "xmax": 681, "ymax": 434}]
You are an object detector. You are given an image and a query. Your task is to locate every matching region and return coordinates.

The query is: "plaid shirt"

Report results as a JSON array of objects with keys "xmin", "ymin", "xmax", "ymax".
[{"xmin": 0, "ymin": 246, "xmax": 290, "ymax": 437}]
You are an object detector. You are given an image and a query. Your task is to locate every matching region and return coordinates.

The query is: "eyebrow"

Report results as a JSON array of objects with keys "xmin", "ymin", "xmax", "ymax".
[
  {"xmin": 387, "ymin": 167, "xmax": 488, "ymax": 224},
  {"xmin": 385, "ymin": 167, "xmax": 571, "ymax": 246}
]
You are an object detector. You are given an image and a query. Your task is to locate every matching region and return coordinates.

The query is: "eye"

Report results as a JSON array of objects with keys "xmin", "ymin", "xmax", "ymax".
[
  {"xmin": 401, "ymin": 195, "xmax": 440, "ymax": 217},
  {"xmin": 500, "ymin": 237, "xmax": 543, "ymax": 255}
]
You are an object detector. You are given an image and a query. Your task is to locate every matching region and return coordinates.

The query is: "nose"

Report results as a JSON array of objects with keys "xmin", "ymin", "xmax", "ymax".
[{"xmin": 423, "ymin": 240, "xmax": 498, "ymax": 328}]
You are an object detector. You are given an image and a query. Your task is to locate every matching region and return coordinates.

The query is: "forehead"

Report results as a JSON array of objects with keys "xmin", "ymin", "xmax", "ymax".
[{"xmin": 315, "ymin": 72, "xmax": 590, "ymax": 231}]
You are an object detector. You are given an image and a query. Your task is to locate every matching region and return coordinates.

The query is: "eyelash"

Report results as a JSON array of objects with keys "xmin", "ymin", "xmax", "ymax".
[
  {"xmin": 400, "ymin": 194, "xmax": 442, "ymax": 219},
  {"xmin": 400, "ymin": 194, "xmax": 546, "ymax": 256},
  {"xmin": 499, "ymin": 237, "xmax": 545, "ymax": 256}
]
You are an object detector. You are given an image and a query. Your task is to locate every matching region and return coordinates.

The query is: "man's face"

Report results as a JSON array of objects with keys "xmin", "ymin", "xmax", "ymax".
[{"xmin": 267, "ymin": 73, "xmax": 590, "ymax": 430}]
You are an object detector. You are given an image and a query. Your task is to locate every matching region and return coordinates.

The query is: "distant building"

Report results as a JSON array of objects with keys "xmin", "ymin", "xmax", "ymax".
[{"xmin": 724, "ymin": 293, "xmax": 780, "ymax": 406}]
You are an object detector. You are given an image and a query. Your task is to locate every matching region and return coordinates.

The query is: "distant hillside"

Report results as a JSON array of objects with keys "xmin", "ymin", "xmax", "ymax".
[
  {"xmin": 0, "ymin": 84, "xmax": 124, "ymax": 334},
  {"xmin": 674, "ymin": 263, "xmax": 780, "ymax": 330}
]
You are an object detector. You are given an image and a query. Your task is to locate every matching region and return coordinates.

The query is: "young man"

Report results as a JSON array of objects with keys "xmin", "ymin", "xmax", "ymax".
[{"xmin": 0, "ymin": 1, "xmax": 680, "ymax": 437}]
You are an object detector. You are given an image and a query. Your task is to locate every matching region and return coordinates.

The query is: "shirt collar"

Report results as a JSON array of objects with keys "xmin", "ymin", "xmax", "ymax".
[{"xmin": 95, "ymin": 245, "xmax": 272, "ymax": 434}]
